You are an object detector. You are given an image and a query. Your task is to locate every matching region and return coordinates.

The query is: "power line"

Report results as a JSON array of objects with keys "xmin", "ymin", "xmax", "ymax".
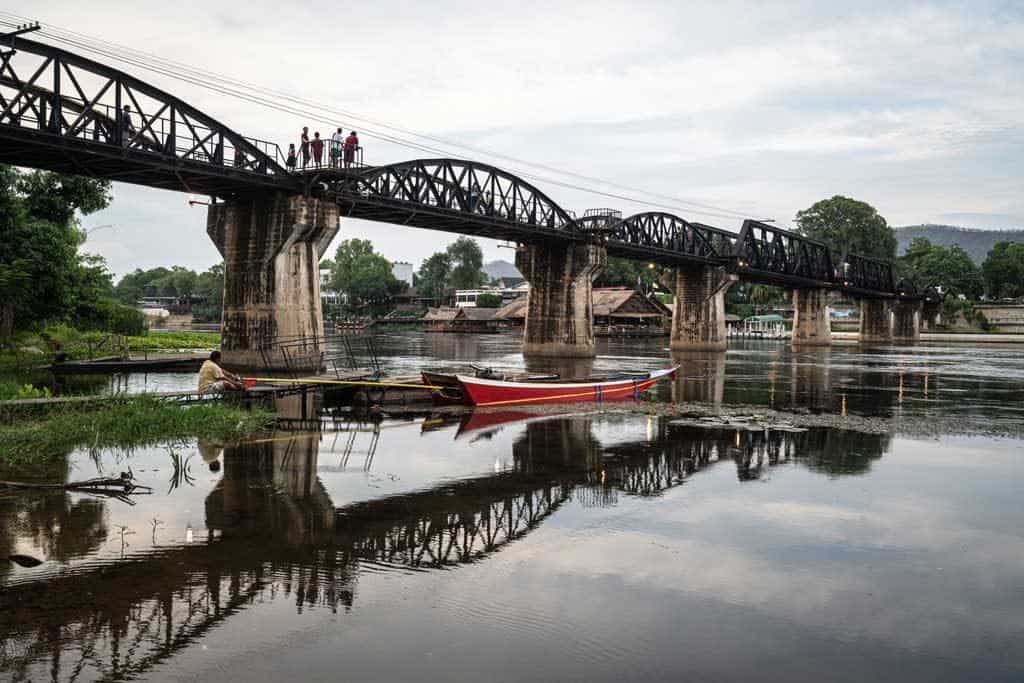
[{"xmin": 1, "ymin": 13, "xmax": 760, "ymax": 223}]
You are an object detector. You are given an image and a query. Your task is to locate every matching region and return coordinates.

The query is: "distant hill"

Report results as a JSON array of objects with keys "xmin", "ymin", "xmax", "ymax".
[
  {"xmin": 483, "ymin": 259, "xmax": 522, "ymax": 279},
  {"xmin": 895, "ymin": 225, "xmax": 1024, "ymax": 263}
]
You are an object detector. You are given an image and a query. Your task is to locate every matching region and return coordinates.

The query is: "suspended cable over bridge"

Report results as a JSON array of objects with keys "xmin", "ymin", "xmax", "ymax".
[{"xmin": 0, "ymin": 34, "xmax": 936, "ymax": 301}]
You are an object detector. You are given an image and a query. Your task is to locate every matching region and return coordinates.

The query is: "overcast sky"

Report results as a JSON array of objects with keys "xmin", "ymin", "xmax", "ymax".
[{"xmin": 13, "ymin": 1, "xmax": 1023, "ymax": 278}]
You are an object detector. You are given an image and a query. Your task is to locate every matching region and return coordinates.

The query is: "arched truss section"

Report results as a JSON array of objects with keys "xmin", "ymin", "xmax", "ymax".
[
  {"xmin": 734, "ymin": 220, "xmax": 836, "ymax": 287},
  {"xmin": 601, "ymin": 212, "xmax": 736, "ymax": 264},
  {"xmin": 0, "ymin": 37, "xmax": 294, "ymax": 196},
  {"xmin": 836, "ymin": 252, "xmax": 896, "ymax": 296},
  {"xmin": 330, "ymin": 159, "xmax": 576, "ymax": 241}
]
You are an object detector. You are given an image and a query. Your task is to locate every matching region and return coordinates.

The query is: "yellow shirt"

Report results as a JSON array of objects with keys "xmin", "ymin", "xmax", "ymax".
[{"xmin": 198, "ymin": 360, "xmax": 226, "ymax": 392}]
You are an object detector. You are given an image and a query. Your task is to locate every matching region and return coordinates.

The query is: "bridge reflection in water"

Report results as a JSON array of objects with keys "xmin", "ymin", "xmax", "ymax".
[{"xmin": 0, "ymin": 403, "xmax": 889, "ymax": 681}]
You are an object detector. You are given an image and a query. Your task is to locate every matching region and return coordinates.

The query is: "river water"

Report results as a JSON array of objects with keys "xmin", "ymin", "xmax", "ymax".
[{"xmin": 3, "ymin": 332, "xmax": 1024, "ymax": 681}]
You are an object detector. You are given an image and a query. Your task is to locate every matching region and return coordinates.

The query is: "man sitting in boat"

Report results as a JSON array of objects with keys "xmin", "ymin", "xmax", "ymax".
[{"xmin": 198, "ymin": 351, "xmax": 245, "ymax": 393}]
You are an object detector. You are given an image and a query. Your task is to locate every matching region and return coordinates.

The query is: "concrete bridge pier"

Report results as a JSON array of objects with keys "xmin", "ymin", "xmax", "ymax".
[
  {"xmin": 893, "ymin": 300, "xmax": 922, "ymax": 343},
  {"xmin": 516, "ymin": 242, "xmax": 606, "ymax": 358},
  {"xmin": 859, "ymin": 299, "xmax": 893, "ymax": 344},
  {"xmin": 665, "ymin": 266, "xmax": 737, "ymax": 351},
  {"xmin": 791, "ymin": 288, "xmax": 832, "ymax": 347},
  {"xmin": 207, "ymin": 193, "xmax": 339, "ymax": 370},
  {"xmin": 922, "ymin": 301, "xmax": 942, "ymax": 330}
]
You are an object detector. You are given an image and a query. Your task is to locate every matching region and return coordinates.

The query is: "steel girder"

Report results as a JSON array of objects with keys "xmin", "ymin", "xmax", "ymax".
[
  {"xmin": 600, "ymin": 212, "xmax": 736, "ymax": 265},
  {"xmin": 327, "ymin": 158, "xmax": 577, "ymax": 242},
  {"xmin": 837, "ymin": 252, "xmax": 898, "ymax": 297},
  {"xmin": 733, "ymin": 220, "xmax": 836, "ymax": 287},
  {"xmin": 0, "ymin": 37, "xmax": 295, "ymax": 196}
]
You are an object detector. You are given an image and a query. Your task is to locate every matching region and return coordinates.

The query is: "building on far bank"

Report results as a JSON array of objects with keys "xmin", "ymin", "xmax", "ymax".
[
  {"xmin": 454, "ymin": 283, "xmax": 529, "ymax": 308},
  {"xmin": 423, "ymin": 306, "xmax": 500, "ymax": 333},
  {"xmin": 495, "ymin": 287, "xmax": 669, "ymax": 331},
  {"xmin": 391, "ymin": 261, "xmax": 414, "ymax": 287}
]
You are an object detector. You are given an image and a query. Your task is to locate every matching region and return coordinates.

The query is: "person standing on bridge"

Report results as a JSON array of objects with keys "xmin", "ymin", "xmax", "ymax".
[
  {"xmin": 311, "ymin": 131, "xmax": 324, "ymax": 167},
  {"xmin": 300, "ymin": 126, "xmax": 311, "ymax": 168},
  {"xmin": 331, "ymin": 127, "xmax": 344, "ymax": 168},
  {"xmin": 344, "ymin": 130, "xmax": 359, "ymax": 167},
  {"xmin": 119, "ymin": 105, "xmax": 134, "ymax": 146},
  {"xmin": 286, "ymin": 143, "xmax": 297, "ymax": 171}
]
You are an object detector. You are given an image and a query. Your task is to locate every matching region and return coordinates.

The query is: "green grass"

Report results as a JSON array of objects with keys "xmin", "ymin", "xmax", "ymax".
[
  {"xmin": 0, "ymin": 396, "xmax": 273, "ymax": 462},
  {"xmin": 126, "ymin": 330, "xmax": 221, "ymax": 353}
]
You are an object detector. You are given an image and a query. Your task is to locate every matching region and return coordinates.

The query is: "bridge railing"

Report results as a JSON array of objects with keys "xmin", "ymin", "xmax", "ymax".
[{"xmin": 289, "ymin": 142, "xmax": 366, "ymax": 171}]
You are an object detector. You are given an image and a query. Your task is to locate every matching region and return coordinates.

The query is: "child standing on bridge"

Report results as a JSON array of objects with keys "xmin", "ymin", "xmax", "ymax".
[
  {"xmin": 286, "ymin": 144, "xmax": 297, "ymax": 171},
  {"xmin": 311, "ymin": 131, "xmax": 324, "ymax": 167}
]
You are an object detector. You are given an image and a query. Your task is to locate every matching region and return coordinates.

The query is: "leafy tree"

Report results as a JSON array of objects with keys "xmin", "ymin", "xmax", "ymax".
[
  {"xmin": 194, "ymin": 263, "xmax": 225, "ymax": 322},
  {"xmin": 595, "ymin": 257, "xmax": 659, "ymax": 290},
  {"xmin": 0, "ymin": 167, "xmax": 112, "ymax": 336},
  {"xmin": 332, "ymin": 238, "xmax": 401, "ymax": 307},
  {"xmin": 899, "ymin": 238, "xmax": 983, "ymax": 298},
  {"xmin": 446, "ymin": 237, "xmax": 486, "ymax": 290},
  {"xmin": 416, "ymin": 252, "xmax": 452, "ymax": 303},
  {"xmin": 795, "ymin": 195, "xmax": 896, "ymax": 260},
  {"xmin": 475, "ymin": 292, "xmax": 503, "ymax": 308},
  {"xmin": 982, "ymin": 241, "xmax": 1024, "ymax": 299}
]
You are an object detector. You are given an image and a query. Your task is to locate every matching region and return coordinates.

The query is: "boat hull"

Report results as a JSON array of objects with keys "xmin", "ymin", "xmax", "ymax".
[{"xmin": 456, "ymin": 367, "xmax": 677, "ymax": 407}]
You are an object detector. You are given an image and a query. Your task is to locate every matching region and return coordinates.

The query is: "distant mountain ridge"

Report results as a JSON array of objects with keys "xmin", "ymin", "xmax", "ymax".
[
  {"xmin": 483, "ymin": 259, "xmax": 522, "ymax": 279},
  {"xmin": 894, "ymin": 224, "xmax": 1024, "ymax": 263}
]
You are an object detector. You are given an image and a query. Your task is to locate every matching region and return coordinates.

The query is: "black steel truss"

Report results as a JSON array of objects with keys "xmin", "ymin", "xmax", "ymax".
[
  {"xmin": 600, "ymin": 212, "xmax": 736, "ymax": 265},
  {"xmin": 0, "ymin": 37, "xmax": 295, "ymax": 196},
  {"xmin": 837, "ymin": 252, "xmax": 897, "ymax": 297},
  {"xmin": 733, "ymin": 220, "xmax": 836, "ymax": 288},
  {"xmin": 326, "ymin": 158, "xmax": 576, "ymax": 242}
]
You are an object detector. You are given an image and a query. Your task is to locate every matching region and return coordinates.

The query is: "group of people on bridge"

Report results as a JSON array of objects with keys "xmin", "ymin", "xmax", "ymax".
[{"xmin": 286, "ymin": 127, "xmax": 361, "ymax": 171}]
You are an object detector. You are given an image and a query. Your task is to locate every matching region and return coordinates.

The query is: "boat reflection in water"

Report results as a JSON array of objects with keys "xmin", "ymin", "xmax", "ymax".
[{"xmin": 0, "ymin": 401, "xmax": 890, "ymax": 682}]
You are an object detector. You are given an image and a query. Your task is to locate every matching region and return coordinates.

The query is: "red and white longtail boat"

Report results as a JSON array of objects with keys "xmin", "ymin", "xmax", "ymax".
[{"xmin": 455, "ymin": 365, "xmax": 679, "ymax": 407}]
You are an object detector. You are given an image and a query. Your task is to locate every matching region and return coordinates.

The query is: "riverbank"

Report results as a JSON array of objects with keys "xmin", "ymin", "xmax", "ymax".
[
  {"xmin": 832, "ymin": 331, "xmax": 1024, "ymax": 343},
  {"xmin": 0, "ymin": 396, "xmax": 273, "ymax": 463}
]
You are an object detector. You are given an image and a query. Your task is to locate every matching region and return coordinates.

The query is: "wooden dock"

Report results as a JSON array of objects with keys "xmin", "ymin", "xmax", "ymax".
[{"xmin": 51, "ymin": 353, "xmax": 207, "ymax": 374}]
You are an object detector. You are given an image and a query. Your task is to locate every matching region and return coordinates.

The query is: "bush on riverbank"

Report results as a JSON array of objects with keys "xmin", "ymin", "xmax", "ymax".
[
  {"xmin": 0, "ymin": 326, "xmax": 222, "ymax": 366},
  {"xmin": 127, "ymin": 330, "xmax": 221, "ymax": 353},
  {"xmin": 0, "ymin": 396, "xmax": 272, "ymax": 462}
]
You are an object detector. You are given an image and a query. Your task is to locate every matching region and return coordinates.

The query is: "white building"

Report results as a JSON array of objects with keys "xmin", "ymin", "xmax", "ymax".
[
  {"xmin": 454, "ymin": 283, "xmax": 529, "ymax": 308},
  {"xmin": 391, "ymin": 261, "xmax": 414, "ymax": 287},
  {"xmin": 320, "ymin": 267, "xmax": 342, "ymax": 306}
]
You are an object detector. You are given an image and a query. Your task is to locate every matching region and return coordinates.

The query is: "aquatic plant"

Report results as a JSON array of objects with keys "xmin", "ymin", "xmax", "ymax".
[{"xmin": 0, "ymin": 396, "xmax": 272, "ymax": 462}]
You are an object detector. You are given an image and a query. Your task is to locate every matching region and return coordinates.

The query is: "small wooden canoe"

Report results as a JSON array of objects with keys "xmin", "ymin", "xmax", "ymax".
[{"xmin": 456, "ymin": 365, "xmax": 678, "ymax": 407}]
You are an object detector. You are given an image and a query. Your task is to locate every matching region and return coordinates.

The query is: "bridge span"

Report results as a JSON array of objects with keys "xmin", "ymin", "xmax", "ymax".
[{"xmin": 0, "ymin": 35, "xmax": 939, "ymax": 364}]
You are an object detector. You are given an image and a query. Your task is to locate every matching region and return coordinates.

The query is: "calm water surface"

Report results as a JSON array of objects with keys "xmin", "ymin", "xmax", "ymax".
[{"xmin": 3, "ymin": 332, "xmax": 1024, "ymax": 681}]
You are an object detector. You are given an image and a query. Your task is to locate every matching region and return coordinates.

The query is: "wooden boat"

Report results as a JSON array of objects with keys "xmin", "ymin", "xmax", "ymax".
[
  {"xmin": 423, "ymin": 368, "xmax": 562, "ymax": 405},
  {"xmin": 421, "ymin": 368, "xmax": 560, "ymax": 388},
  {"xmin": 456, "ymin": 365, "xmax": 679, "ymax": 407}
]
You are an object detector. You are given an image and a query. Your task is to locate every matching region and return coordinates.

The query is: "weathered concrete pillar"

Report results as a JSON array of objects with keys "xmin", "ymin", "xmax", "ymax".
[
  {"xmin": 892, "ymin": 300, "xmax": 922, "ymax": 343},
  {"xmin": 516, "ymin": 242, "xmax": 606, "ymax": 358},
  {"xmin": 922, "ymin": 301, "xmax": 942, "ymax": 330},
  {"xmin": 859, "ymin": 299, "xmax": 892, "ymax": 344},
  {"xmin": 665, "ymin": 266, "xmax": 737, "ymax": 351},
  {"xmin": 207, "ymin": 193, "xmax": 339, "ymax": 370},
  {"xmin": 791, "ymin": 288, "xmax": 832, "ymax": 347}
]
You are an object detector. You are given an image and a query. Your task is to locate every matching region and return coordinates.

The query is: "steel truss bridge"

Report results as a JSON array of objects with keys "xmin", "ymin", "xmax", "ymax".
[{"xmin": 0, "ymin": 35, "xmax": 936, "ymax": 301}]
